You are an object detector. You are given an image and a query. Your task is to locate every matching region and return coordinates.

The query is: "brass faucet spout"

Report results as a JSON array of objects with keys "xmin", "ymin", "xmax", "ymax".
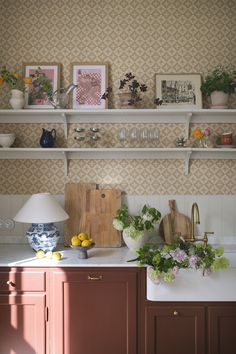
[{"xmin": 190, "ymin": 202, "xmax": 200, "ymax": 241}]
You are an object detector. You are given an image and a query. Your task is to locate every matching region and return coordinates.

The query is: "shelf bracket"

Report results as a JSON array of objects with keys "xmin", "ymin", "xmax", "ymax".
[
  {"xmin": 61, "ymin": 113, "xmax": 68, "ymax": 139},
  {"xmin": 185, "ymin": 112, "xmax": 192, "ymax": 139},
  {"xmin": 62, "ymin": 151, "xmax": 69, "ymax": 177},
  {"xmin": 184, "ymin": 151, "xmax": 192, "ymax": 176}
]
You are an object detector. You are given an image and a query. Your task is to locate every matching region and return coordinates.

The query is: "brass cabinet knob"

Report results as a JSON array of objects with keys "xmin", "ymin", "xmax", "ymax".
[{"xmin": 173, "ymin": 310, "xmax": 179, "ymax": 316}]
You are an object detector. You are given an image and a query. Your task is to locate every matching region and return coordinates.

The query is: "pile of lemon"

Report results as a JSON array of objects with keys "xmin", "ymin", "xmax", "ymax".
[{"xmin": 71, "ymin": 232, "xmax": 94, "ymax": 247}]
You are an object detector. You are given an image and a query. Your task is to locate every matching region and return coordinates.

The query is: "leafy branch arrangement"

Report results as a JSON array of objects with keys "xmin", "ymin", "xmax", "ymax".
[
  {"xmin": 119, "ymin": 72, "xmax": 147, "ymax": 105},
  {"xmin": 113, "ymin": 204, "xmax": 161, "ymax": 239},
  {"xmin": 134, "ymin": 237, "xmax": 229, "ymax": 283},
  {"xmin": 29, "ymin": 68, "xmax": 53, "ymax": 102},
  {"xmin": 0, "ymin": 66, "xmax": 30, "ymax": 92}
]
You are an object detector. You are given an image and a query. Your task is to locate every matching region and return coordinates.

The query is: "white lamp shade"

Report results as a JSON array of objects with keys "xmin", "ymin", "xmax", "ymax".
[{"xmin": 14, "ymin": 193, "xmax": 69, "ymax": 224}]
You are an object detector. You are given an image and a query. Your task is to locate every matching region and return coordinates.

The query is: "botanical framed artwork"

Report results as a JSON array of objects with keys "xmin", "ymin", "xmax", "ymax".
[
  {"xmin": 71, "ymin": 63, "xmax": 108, "ymax": 109},
  {"xmin": 155, "ymin": 73, "xmax": 202, "ymax": 109},
  {"xmin": 24, "ymin": 63, "xmax": 61, "ymax": 109}
]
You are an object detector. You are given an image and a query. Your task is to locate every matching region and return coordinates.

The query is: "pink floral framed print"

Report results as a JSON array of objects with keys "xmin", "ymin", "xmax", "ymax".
[
  {"xmin": 24, "ymin": 63, "xmax": 61, "ymax": 109},
  {"xmin": 71, "ymin": 63, "xmax": 108, "ymax": 109}
]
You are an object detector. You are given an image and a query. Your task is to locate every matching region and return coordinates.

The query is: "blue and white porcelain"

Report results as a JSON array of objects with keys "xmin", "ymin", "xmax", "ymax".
[{"xmin": 27, "ymin": 223, "xmax": 60, "ymax": 252}]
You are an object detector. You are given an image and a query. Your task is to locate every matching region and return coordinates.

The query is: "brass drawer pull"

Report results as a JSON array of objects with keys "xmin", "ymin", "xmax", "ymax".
[
  {"xmin": 173, "ymin": 310, "xmax": 179, "ymax": 316},
  {"xmin": 6, "ymin": 280, "xmax": 16, "ymax": 287},
  {"xmin": 87, "ymin": 275, "xmax": 103, "ymax": 281}
]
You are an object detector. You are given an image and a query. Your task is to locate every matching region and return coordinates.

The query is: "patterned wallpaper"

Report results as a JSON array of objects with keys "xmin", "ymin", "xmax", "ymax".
[{"xmin": 0, "ymin": 0, "xmax": 236, "ymax": 195}]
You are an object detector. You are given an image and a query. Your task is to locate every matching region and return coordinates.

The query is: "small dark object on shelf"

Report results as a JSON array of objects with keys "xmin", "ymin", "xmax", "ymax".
[
  {"xmin": 154, "ymin": 97, "xmax": 163, "ymax": 106},
  {"xmin": 101, "ymin": 86, "xmax": 112, "ymax": 100}
]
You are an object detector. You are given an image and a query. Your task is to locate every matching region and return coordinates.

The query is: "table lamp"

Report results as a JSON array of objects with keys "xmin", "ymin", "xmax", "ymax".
[{"xmin": 14, "ymin": 193, "xmax": 69, "ymax": 252}]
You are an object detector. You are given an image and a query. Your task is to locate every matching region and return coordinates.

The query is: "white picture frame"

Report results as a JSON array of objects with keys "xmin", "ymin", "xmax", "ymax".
[
  {"xmin": 155, "ymin": 73, "xmax": 202, "ymax": 109},
  {"xmin": 71, "ymin": 63, "xmax": 108, "ymax": 109}
]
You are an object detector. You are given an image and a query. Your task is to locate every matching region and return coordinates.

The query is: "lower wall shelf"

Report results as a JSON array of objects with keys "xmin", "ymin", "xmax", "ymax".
[{"xmin": 0, "ymin": 147, "xmax": 235, "ymax": 176}]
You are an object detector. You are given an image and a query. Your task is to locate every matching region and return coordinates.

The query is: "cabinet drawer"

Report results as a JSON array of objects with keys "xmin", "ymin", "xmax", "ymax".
[{"xmin": 0, "ymin": 269, "xmax": 46, "ymax": 292}]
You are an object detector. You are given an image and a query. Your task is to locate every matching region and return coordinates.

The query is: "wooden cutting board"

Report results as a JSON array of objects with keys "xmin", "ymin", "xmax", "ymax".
[
  {"xmin": 159, "ymin": 200, "xmax": 191, "ymax": 244},
  {"xmin": 64, "ymin": 183, "xmax": 97, "ymax": 246},
  {"xmin": 84, "ymin": 189, "xmax": 122, "ymax": 247}
]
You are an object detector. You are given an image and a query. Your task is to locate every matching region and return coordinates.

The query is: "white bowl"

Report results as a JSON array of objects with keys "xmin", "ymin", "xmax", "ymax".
[{"xmin": 0, "ymin": 133, "xmax": 16, "ymax": 147}]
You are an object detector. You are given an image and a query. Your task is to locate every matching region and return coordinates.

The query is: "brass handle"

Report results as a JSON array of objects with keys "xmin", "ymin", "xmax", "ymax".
[
  {"xmin": 173, "ymin": 310, "xmax": 179, "ymax": 316},
  {"xmin": 6, "ymin": 280, "xmax": 16, "ymax": 287},
  {"xmin": 87, "ymin": 275, "xmax": 103, "ymax": 281}
]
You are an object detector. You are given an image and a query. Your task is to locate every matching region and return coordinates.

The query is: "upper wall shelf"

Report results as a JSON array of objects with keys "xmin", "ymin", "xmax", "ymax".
[{"xmin": 0, "ymin": 108, "xmax": 236, "ymax": 139}]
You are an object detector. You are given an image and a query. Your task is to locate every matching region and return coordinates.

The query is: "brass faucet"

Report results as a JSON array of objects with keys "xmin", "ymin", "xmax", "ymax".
[
  {"xmin": 190, "ymin": 202, "xmax": 200, "ymax": 241},
  {"xmin": 186, "ymin": 202, "xmax": 214, "ymax": 246}
]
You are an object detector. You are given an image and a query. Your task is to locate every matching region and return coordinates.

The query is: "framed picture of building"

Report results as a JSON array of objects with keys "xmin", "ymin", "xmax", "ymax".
[
  {"xmin": 24, "ymin": 63, "xmax": 61, "ymax": 109},
  {"xmin": 155, "ymin": 73, "xmax": 202, "ymax": 109},
  {"xmin": 71, "ymin": 63, "xmax": 108, "ymax": 109}
]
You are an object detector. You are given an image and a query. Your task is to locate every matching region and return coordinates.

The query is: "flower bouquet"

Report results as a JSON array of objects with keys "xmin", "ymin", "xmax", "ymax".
[
  {"xmin": 192, "ymin": 127, "xmax": 211, "ymax": 147},
  {"xmin": 135, "ymin": 237, "xmax": 229, "ymax": 283}
]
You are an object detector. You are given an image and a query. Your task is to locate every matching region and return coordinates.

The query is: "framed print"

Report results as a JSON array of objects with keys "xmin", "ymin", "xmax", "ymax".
[
  {"xmin": 71, "ymin": 63, "xmax": 108, "ymax": 109},
  {"xmin": 24, "ymin": 63, "xmax": 61, "ymax": 109},
  {"xmin": 155, "ymin": 73, "xmax": 202, "ymax": 109}
]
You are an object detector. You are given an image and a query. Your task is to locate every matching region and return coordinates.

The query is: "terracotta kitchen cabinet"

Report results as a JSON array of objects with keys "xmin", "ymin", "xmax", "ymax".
[
  {"xmin": 143, "ymin": 305, "xmax": 205, "ymax": 354},
  {"xmin": 0, "ymin": 268, "xmax": 47, "ymax": 354},
  {"xmin": 208, "ymin": 305, "xmax": 236, "ymax": 354},
  {"xmin": 49, "ymin": 267, "xmax": 139, "ymax": 354}
]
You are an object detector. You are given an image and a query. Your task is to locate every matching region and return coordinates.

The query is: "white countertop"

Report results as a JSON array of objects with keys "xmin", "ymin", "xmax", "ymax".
[{"xmin": 0, "ymin": 244, "xmax": 139, "ymax": 267}]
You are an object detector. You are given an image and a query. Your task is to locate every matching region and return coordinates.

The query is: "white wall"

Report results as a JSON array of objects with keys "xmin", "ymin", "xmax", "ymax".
[{"xmin": 0, "ymin": 194, "xmax": 235, "ymax": 245}]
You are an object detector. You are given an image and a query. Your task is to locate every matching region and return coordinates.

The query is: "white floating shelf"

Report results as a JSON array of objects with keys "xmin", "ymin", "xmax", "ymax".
[
  {"xmin": 0, "ymin": 147, "xmax": 235, "ymax": 176},
  {"xmin": 1, "ymin": 108, "xmax": 235, "ymax": 141}
]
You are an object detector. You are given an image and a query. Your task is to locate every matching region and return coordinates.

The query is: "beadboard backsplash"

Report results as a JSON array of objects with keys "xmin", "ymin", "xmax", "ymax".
[{"xmin": 0, "ymin": 194, "xmax": 235, "ymax": 244}]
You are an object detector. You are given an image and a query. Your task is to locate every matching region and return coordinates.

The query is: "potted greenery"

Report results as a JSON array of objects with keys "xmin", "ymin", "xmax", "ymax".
[
  {"xmin": 118, "ymin": 72, "xmax": 147, "ymax": 108},
  {"xmin": 113, "ymin": 204, "xmax": 161, "ymax": 251},
  {"xmin": 200, "ymin": 66, "xmax": 236, "ymax": 108}
]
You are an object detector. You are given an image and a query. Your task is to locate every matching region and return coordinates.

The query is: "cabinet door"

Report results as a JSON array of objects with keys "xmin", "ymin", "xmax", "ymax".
[
  {"xmin": 0, "ymin": 293, "xmax": 46, "ymax": 354},
  {"xmin": 144, "ymin": 305, "xmax": 205, "ymax": 354},
  {"xmin": 208, "ymin": 305, "xmax": 236, "ymax": 354},
  {"xmin": 50, "ymin": 268, "xmax": 138, "ymax": 354}
]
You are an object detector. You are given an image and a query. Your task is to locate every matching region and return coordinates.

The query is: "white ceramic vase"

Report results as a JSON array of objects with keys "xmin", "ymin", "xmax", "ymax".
[
  {"xmin": 210, "ymin": 91, "xmax": 229, "ymax": 109},
  {"xmin": 122, "ymin": 229, "xmax": 150, "ymax": 252},
  {"xmin": 9, "ymin": 89, "xmax": 25, "ymax": 109}
]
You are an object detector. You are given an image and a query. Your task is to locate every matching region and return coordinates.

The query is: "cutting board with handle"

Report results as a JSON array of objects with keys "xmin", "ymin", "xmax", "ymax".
[
  {"xmin": 64, "ymin": 182, "xmax": 97, "ymax": 246},
  {"xmin": 159, "ymin": 200, "xmax": 191, "ymax": 244},
  {"xmin": 84, "ymin": 189, "xmax": 122, "ymax": 247}
]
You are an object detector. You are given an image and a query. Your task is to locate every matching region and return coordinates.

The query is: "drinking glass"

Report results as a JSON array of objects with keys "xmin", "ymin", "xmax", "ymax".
[
  {"xmin": 118, "ymin": 128, "xmax": 127, "ymax": 145},
  {"xmin": 129, "ymin": 127, "xmax": 139, "ymax": 144},
  {"xmin": 140, "ymin": 127, "xmax": 149, "ymax": 142},
  {"xmin": 149, "ymin": 128, "xmax": 160, "ymax": 145}
]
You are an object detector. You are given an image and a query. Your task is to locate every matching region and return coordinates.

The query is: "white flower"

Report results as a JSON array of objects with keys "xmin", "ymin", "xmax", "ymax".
[
  {"xmin": 112, "ymin": 218, "xmax": 124, "ymax": 231},
  {"xmin": 142, "ymin": 212, "xmax": 153, "ymax": 222},
  {"xmin": 124, "ymin": 225, "xmax": 144, "ymax": 239}
]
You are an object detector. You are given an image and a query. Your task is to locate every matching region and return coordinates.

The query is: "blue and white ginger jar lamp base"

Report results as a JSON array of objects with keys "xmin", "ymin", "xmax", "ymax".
[{"xmin": 27, "ymin": 223, "xmax": 60, "ymax": 252}]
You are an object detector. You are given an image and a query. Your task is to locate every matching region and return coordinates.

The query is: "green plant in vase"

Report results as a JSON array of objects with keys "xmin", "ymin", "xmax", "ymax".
[{"xmin": 200, "ymin": 66, "xmax": 236, "ymax": 108}]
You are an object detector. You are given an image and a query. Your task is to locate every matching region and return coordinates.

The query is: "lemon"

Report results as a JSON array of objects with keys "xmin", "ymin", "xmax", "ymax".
[
  {"xmin": 81, "ymin": 239, "xmax": 92, "ymax": 247},
  {"xmin": 52, "ymin": 251, "xmax": 62, "ymax": 261},
  {"xmin": 71, "ymin": 235, "xmax": 81, "ymax": 246},
  {"xmin": 46, "ymin": 251, "xmax": 53, "ymax": 259},
  {"xmin": 36, "ymin": 250, "xmax": 45, "ymax": 259},
  {"xmin": 78, "ymin": 232, "xmax": 89, "ymax": 241}
]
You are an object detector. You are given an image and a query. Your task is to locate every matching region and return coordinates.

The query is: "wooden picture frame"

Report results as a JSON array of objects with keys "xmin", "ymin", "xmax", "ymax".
[
  {"xmin": 71, "ymin": 62, "xmax": 108, "ymax": 109},
  {"xmin": 24, "ymin": 63, "xmax": 61, "ymax": 109},
  {"xmin": 155, "ymin": 73, "xmax": 202, "ymax": 109}
]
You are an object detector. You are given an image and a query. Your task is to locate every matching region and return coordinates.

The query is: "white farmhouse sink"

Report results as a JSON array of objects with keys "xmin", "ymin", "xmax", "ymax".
[{"xmin": 147, "ymin": 251, "xmax": 236, "ymax": 302}]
